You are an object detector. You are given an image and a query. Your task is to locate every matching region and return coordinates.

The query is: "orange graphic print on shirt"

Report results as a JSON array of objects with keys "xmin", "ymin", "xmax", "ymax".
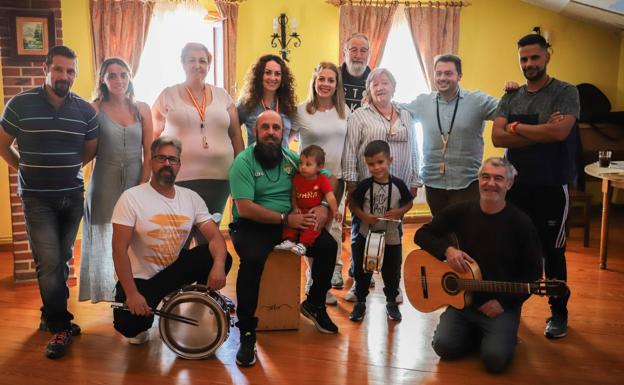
[{"xmin": 144, "ymin": 213, "xmax": 191, "ymax": 268}]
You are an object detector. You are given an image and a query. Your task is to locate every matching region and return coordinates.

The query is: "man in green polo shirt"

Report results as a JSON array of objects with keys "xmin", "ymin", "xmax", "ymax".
[{"xmin": 228, "ymin": 110, "xmax": 339, "ymax": 367}]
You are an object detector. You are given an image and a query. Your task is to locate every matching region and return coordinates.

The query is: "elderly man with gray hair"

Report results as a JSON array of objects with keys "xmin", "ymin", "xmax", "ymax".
[{"xmin": 414, "ymin": 157, "xmax": 542, "ymax": 373}]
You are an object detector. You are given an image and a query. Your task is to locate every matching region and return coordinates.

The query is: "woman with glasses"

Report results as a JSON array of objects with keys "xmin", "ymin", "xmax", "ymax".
[
  {"xmin": 80, "ymin": 57, "xmax": 153, "ymax": 303},
  {"xmin": 341, "ymin": 67, "xmax": 421, "ymax": 303},
  {"xmin": 152, "ymin": 42, "xmax": 244, "ymax": 245}
]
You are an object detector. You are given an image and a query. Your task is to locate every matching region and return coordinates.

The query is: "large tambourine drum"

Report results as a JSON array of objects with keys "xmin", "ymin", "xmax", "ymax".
[
  {"xmin": 159, "ymin": 284, "xmax": 230, "ymax": 359},
  {"xmin": 364, "ymin": 230, "xmax": 386, "ymax": 273}
]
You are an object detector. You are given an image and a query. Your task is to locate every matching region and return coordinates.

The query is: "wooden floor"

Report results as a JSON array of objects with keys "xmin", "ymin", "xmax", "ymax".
[{"xmin": 1, "ymin": 210, "xmax": 624, "ymax": 385}]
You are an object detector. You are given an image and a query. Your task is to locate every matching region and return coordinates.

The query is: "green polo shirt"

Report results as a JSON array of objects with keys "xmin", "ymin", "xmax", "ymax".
[{"xmin": 228, "ymin": 146, "xmax": 330, "ymax": 221}]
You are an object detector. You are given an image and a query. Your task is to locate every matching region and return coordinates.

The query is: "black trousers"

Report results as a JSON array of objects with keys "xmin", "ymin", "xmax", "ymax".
[
  {"xmin": 507, "ymin": 183, "xmax": 571, "ymax": 315},
  {"xmin": 230, "ymin": 218, "xmax": 337, "ymax": 332},
  {"xmin": 352, "ymin": 233, "xmax": 402, "ymax": 303},
  {"xmin": 113, "ymin": 244, "xmax": 233, "ymax": 337}
]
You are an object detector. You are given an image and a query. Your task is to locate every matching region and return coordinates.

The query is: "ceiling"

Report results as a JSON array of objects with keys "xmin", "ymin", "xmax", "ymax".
[{"xmin": 521, "ymin": 0, "xmax": 624, "ymax": 30}]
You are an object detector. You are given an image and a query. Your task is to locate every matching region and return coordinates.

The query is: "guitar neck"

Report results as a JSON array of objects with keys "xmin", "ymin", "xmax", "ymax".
[{"xmin": 457, "ymin": 279, "xmax": 532, "ymax": 294}]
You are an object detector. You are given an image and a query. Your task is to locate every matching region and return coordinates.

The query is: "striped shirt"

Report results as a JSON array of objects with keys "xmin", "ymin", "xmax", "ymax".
[
  {"xmin": 341, "ymin": 103, "xmax": 421, "ymax": 188},
  {"xmin": 1, "ymin": 86, "xmax": 98, "ymax": 196}
]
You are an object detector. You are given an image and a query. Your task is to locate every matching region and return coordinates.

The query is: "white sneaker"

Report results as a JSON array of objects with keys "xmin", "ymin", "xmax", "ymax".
[
  {"xmin": 304, "ymin": 267, "xmax": 312, "ymax": 295},
  {"xmin": 331, "ymin": 268, "xmax": 344, "ymax": 289},
  {"xmin": 291, "ymin": 243, "xmax": 307, "ymax": 256},
  {"xmin": 344, "ymin": 283, "xmax": 357, "ymax": 302},
  {"xmin": 325, "ymin": 291, "xmax": 338, "ymax": 306},
  {"xmin": 275, "ymin": 239, "xmax": 297, "ymax": 250},
  {"xmin": 396, "ymin": 287, "xmax": 403, "ymax": 304},
  {"xmin": 127, "ymin": 330, "xmax": 149, "ymax": 345}
]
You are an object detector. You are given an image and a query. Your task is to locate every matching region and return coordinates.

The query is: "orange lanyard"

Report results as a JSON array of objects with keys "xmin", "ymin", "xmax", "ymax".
[
  {"xmin": 185, "ymin": 86, "xmax": 206, "ymax": 127},
  {"xmin": 261, "ymin": 98, "xmax": 279, "ymax": 114}
]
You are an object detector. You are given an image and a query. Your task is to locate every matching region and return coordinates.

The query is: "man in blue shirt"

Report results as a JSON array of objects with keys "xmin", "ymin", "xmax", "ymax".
[
  {"xmin": 402, "ymin": 54, "xmax": 498, "ymax": 215},
  {"xmin": 0, "ymin": 46, "xmax": 98, "ymax": 359}
]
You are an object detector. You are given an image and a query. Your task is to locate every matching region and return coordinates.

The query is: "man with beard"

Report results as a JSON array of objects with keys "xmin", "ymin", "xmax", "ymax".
[
  {"xmin": 492, "ymin": 33, "xmax": 578, "ymax": 339},
  {"xmin": 414, "ymin": 157, "xmax": 542, "ymax": 373},
  {"xmin": 402, "ymin": 54, "xmax": 499, "ymax": 216},
  {"xmin": 228, "ymin": 110, "xmax": 338, "ymax": 367},
  {"xmin": 342, "ymin": 33, "xmax": 372, "ymax": 112},
  {"xmin": 110, "ymin": 136, "xmax": 232, "ymax": 345},
  {"xmin": 0, "ymin": 46, "xmax": 98, "ymax": 359}
]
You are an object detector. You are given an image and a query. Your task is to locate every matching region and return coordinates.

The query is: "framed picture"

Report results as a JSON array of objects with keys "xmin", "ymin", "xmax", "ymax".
[{"xmin": 9, "ymin": 11, "xmax": 55, "ymax": 59}]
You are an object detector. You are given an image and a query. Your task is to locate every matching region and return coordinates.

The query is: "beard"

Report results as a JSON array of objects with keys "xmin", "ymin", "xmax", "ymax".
[
  {"xmin": 346, "ymin": 61, "xmax": 366, "ymax": 77},
  {"xmin": 254, "ymin": 141, "xmax": 283, "ymax": 170},
  {"xmin": 51, "ymin": 80, "xmax": 71, "ymax": 97},
  {"xmin": 154, "ymin": 166, "xmax": 176, "ymax": 185},
  {"xmin": 522, "ymin": 66, "xmax": 547, "ymax": 82}
]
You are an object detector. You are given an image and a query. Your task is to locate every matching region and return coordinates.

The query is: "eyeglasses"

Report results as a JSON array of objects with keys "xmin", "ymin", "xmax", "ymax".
[{"xmin": 152, "ymin": 155, "xmax": 180, "ymax": 164}]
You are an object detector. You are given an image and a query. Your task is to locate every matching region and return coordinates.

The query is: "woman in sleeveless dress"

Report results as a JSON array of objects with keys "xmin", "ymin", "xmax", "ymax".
[{"xmin": 79, "ymin": 58, "xmax": 153, "ymax": 303}]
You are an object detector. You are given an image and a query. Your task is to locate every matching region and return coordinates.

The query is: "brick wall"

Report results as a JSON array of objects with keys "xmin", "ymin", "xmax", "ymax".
[{"xmin": 0, "ymin": 0, "xmax": 75, "ymax": 285}]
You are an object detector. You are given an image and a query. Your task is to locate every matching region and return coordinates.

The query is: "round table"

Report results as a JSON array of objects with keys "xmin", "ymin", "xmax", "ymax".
[{"xmin": 584, "ymin": 161, "xmax": 624, "ymax": 269}]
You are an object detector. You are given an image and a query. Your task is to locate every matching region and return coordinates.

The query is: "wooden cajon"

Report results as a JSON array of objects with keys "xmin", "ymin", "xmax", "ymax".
[{"xmin": 255, "ymin": 249, "xmax": 301, "ymax": 331}]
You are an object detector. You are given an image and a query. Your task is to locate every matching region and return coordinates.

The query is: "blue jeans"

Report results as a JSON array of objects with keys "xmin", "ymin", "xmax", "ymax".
[{"xmin": 22, "ymin": 194, "xmax": 84, "ymax": 333}]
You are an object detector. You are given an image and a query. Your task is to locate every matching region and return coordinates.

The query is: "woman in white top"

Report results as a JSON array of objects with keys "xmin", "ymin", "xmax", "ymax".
[
  {"xmin": 152, "ymin": 42, "xmax": 244, "ymax": 244},
  {"xmin": 290, "ymin": 62, "xmax": 350, "ymax": 304}
]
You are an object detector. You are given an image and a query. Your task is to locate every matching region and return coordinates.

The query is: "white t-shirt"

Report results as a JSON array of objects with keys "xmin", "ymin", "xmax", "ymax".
[
  {"xmin": 291, "ymin": 103, "xmax": 349, "ymax": 177},
  {"xmin": 155, "ymin": 84, "xmax": 234, "ymax": 181},
  {"xmin": 111, "ymin": 183, "xmax": 217, "ymax": 279}
]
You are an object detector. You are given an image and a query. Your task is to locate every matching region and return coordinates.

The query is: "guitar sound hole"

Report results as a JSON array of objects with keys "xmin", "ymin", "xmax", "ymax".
[{"xmin": 442, "ymin": 273, "xmax": 459, "ymax": 295}]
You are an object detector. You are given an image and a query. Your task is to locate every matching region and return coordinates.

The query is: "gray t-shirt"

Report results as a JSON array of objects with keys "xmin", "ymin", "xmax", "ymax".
[{"xmin": 495, "ymin": 78, "xmax": 580, "ymax": 185}]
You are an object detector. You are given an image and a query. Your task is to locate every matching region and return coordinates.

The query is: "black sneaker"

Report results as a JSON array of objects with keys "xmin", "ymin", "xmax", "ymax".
[
  {"xmin": 236, "ymin": 331, "xmax": 257, "ymax": 367},
  {"xmin": 300, "ymin": 300, "xmax": 338, "ymax": 334},
  {"xmin": 349, "ymin": 302, "xmax": 366, "ymax": 322},
  {"xmin": 39, "ymin": 321, "xmax": 81, "ymax": 336},
  {"xmin": 386, "ymin": 302, "xmax": 402, "ymax": 321},
  {"xmin": 45, "ymin": 329, "xmax": 73, "ymax": 359},
  {"xmin": 545, "ymin": 314, "xmax": 568, "ymax": 339}
]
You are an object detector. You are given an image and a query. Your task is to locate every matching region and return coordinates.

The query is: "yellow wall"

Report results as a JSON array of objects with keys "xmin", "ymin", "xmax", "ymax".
[
  {"xmin": 1, "ymin": 0, "xmax": 623, "ymax": 242},
  {"xmin": 235, "ymin": 0, "xmax": 340, "ymax": 102},
  {"xmin": 617, "ymin": 31, "xmax": 624, "ymax": 110}
]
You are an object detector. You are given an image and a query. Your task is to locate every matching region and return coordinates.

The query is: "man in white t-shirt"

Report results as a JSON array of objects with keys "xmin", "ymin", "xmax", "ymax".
[{"xmin": 111, "ymin": 136, "xmax": 232, "ymax": 344}]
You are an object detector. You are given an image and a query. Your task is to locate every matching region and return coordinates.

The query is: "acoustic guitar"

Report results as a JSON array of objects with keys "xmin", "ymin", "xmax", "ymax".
[{"xmin": 403, "ymin": 249, "xmax": 568, "ymax": 313}]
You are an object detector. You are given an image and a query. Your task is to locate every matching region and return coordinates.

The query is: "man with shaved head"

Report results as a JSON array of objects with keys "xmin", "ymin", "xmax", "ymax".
[{"xmin": 228, "ymin": 110, "xmax": 339, "ymax": 367}]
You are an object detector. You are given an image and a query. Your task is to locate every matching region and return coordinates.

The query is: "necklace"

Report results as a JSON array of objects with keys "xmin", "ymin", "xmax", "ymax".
[
  {"xmin": 185, "ymin": 85, "xmax": 208, "ymax": 149},
  {"xmin": 372, "ymin": 102, "xmax": 393, "ymax": 122},
  {"xmin": 261, "ymin": 97, "xmax": 279, "ymax": 114}
]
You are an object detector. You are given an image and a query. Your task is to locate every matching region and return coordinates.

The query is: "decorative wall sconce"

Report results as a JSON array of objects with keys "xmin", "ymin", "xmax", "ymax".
[
  {"xmin": 271, "ymin": 13, "xmax": 301, "ymax": 62},
  {"xmin": 532, "ymin": 26, "xmax": 551, "ymax": 46}
]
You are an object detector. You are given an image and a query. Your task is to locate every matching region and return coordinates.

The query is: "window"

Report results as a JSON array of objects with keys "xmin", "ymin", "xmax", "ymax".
[
  {"xmin": 133, "ymin": 2, "xmax": 223, "ymax": 106},
  {"xmin": 378, "ymin": 6, "xmax": 429, "ymax": 204}
]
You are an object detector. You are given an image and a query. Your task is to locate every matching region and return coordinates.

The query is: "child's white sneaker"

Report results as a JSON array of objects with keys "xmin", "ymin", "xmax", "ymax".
[
  {"xmin": 274, "ymin": 239, "xmax": 297, "ymax": 250},
  {"xmin": 291, "ymin": 243, "xmax": 307, "ymax": 256}
]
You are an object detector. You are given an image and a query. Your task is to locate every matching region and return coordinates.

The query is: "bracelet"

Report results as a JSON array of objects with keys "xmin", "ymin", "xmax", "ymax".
[{"xmin": 280, "ymin": 212, "xmax": 289, "ymax": 226}]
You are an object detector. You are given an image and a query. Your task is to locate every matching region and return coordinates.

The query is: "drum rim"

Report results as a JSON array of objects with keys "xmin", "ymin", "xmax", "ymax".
[{"xmin": 159, "ymin": 289, "xmax": 230, "ymax": 360}]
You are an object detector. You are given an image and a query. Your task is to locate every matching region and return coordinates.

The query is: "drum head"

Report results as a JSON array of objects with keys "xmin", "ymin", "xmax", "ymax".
[{"xmin": 159, "ymin": 291, "xmax": 229, "ymax": 359}]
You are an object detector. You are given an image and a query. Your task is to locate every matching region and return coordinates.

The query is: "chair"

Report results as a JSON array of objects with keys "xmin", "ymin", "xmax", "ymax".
[{"xmin": 567, "ymin": 189, "xmax": 592, "ymax": 247}]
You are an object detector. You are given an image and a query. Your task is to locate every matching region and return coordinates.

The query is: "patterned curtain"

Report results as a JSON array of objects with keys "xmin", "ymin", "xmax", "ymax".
[
  {"xmin": 404, "ymin": 3, "xmax": 464, "ymax": 89},
  {"xmin": 338, "ymin": 3, "xmax": 397, "ymax": 68},
  {"xmin": 215, "ymin": 0, "xmax": 240, "ymax": 98},
  {"xmin": 90, "ymin": 0, "xmax": 155, "ymax": 75}
]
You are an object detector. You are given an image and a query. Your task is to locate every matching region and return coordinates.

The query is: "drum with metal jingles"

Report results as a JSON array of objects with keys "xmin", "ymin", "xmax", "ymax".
[
  {"xmin": 364, "ymin": 230, "xmax": 386, "ymax": 273},
  {"xmin": 159, "ymin": 284, "xmax": 231, "ymax": 359}
]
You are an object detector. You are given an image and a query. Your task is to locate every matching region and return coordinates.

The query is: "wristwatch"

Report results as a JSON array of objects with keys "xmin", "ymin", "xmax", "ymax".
[{"xmin": 280, "ymin": 212, "xmax": 288, "ymax": 225}]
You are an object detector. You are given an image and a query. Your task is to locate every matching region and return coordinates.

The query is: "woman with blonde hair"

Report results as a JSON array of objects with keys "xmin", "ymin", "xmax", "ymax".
[
  {"xmin": 290, "ymin": 62, "xmax": 350, "ymax": 304},
  {"xmin": 80, "ymin": 57, "xmax": 153, "ymax": 303}
]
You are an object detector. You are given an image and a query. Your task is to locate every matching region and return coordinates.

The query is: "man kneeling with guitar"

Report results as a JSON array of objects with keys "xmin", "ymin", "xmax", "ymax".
[{"xmin": 414, "ymin": 157, "xmax": 543, "ymax": 373}]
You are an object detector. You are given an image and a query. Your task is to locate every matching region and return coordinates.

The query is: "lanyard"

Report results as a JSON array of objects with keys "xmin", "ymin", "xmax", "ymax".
[
  {"xmin": 436, "ymin": 93, "xmax": 460, "ymax": 174},
  {"xmin": 185, "ymin": 86, "xmax": 208, "ymax": 148},
  {"xmin": 185, "ymin": 86, "xmax": 207, "ymax": 126}
]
